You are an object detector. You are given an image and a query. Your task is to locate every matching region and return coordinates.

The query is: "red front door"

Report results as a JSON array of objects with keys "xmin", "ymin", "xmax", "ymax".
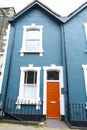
[{"xmin": 46, "ymin": 82, "xmax": 60, "ymax": 118}]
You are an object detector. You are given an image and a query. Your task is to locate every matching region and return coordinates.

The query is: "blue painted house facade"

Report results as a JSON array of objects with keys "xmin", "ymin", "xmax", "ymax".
[{"xmin": 1, "ymin": 0, "xmax": 87, "ymax": 125}]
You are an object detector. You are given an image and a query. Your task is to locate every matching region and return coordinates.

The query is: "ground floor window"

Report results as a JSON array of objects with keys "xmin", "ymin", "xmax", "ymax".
[
  {"xmin": 82, "ymin": 65, "xmax": 87, "ymax": 96},
  {"xmin": 17, "ymin": 65, "xmax": 41, "ymax": 104},
  {"xmin": 23, "ymin": 71, "xmax": 37, "ymax": 99}
]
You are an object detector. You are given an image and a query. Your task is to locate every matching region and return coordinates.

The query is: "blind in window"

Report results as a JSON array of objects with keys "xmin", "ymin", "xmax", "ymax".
[{"xmin": 25, "ymin": 29, "xmax": 40, "ymax": 51}]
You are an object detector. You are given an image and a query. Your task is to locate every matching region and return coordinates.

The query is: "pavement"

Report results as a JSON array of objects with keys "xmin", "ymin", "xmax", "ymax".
[{"xmin": 0, "ymin": 119, "xmax": 81, "ymax": 130}]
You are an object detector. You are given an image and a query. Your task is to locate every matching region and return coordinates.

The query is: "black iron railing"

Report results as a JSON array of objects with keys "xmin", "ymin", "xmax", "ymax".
[
  {"xmin": 4, "ymin": 98, "xmax": 44, "ymax": 121},
  {"xmin": 68, "ymin": 103, "xmax": 87, "ymax": 121},
  {"xmin": 67, "ymin": 103, "xmax": 87, "ymax": 127}
]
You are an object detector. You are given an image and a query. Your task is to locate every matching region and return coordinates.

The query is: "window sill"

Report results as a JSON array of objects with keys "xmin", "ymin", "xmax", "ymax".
[
  {"xmin": 47, "ymin": 80, "xmax": 60, "ymax": 82},
  {"xmin": 19, "ymin": 49, "xmax": 44, "ymax": 56},
  {"xmin": 16, "ymin": 98, "xmax": 41, "ymax": 109},
  {"xmin": 16, "ymin": 99, "xmax": 41, "ymax": 105}
]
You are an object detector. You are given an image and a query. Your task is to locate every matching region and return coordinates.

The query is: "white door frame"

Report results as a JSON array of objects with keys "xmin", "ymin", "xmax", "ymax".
[{"xmin": 43, "ymin": 65, "xmax": 65, "ymax": 117}]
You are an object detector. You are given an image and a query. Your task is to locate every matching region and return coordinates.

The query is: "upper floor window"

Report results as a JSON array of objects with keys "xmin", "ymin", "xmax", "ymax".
[
  {"xmin": 84, "ymin": 23, "xmax": 87, "ymax": 41},
  {"xmin": 20, "ymin": 24, "xmax": 44, "ymax": 56}
]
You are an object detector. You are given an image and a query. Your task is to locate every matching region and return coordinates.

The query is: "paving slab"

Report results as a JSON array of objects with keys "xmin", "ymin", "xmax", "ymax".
[
  {"xmin": 46, "ymin": 119, "xmax": 69, "ymax": 129},
  {"xmin": 0, "ymin": 121, "xmax": 80, "ymax": 130}
]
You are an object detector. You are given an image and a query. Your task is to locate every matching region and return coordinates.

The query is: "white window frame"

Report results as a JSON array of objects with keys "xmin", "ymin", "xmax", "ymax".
[
  {"xmin": 43, "ymin": 64, "xmax": 65, "ymax": 116},
  {"xmin": 84, "ymin": 23, "xmax": 87, "ymax": 41},
  {"xmin": 82, "ymin": 65, "xmax": 87, "ymax": 109},
  {"xmin": 82, "ymin": 65, "xmax": 87, "ymax": 96},
  {"xmin": 83, "ymin": 23, "xmax": 87, "ymax": 52},
  {"xmin": 20, "ymin": 24, "xmax": 44, "ymax": 56},
  {"xmin": 17, "ymin": 65, "xmax": 41, "ymax": 106}
]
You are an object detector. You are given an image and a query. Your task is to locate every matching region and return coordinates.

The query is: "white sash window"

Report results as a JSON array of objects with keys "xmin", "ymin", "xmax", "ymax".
[
  {"xmin": 23, "ymin": 71, "xmax": 37, "ymax": 99},
  {"xmin": 20, "ymin": 24, "xmax": 43, "ymax": 56},
  {"xmin": 82, "ymin": 65, "xmax": 87, "ymax": 96},
  {"xmin": 84, "ymin": 23, "xmax": 87, "ymax": 41},
  {"xmin": 17, "ymin": 65, "xmax": 41, "ymax": 105},
  {"xmin": 25, "ymin": 29, "xmax": 40, "ymax": 52}
]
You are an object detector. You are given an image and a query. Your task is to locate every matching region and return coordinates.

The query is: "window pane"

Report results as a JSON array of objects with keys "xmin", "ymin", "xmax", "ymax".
[
  {"xmin": 25, "ymin": 28, "xmax": 40, "ymax": 52},
  {"xmin": 26, "ymin": 29, "xmax": 40, "ymax": 39},
  {"xmin": 23, "ymin": 84, "xmax": 36, "ymax": 99},
  {"xmin": 47, "ymin": 71, "xmax": 59, "ymax": 80},
  {"xmin": 24, "ymin": 71, "xmax": 37, "ymax": 84},
  {"xmin": 25, "ymin": 40, "xmax": 40, "ymax": 51}
]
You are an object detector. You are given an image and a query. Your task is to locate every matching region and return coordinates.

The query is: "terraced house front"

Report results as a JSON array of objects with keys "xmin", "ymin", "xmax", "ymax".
[{"xmin": 1, "ymin": 0, "xmax": 87, "ymax": 127}]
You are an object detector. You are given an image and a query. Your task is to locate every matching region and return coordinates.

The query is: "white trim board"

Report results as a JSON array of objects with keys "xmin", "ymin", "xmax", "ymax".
[
  {"xmin": 43, "ymin": 65, "xmax": 65, "ymax": 117},
  {"xmin": 82, "ymin": 65, "xmax": 87, "ymax": 96}
]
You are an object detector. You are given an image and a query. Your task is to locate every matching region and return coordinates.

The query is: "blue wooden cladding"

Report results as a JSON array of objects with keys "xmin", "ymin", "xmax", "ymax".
[{"xmin": 1, "ymin": 0, "xmax": 87, "ymax": 126}]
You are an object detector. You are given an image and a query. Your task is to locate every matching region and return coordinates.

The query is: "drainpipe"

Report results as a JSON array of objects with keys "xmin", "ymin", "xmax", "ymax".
[
  {"xmin": 61, "ymin": 24, "xmax": 70, "ymax": 121},
  {"xmin": 3, "ymin": 23, "xmax": 16, "ymax": 111}
]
